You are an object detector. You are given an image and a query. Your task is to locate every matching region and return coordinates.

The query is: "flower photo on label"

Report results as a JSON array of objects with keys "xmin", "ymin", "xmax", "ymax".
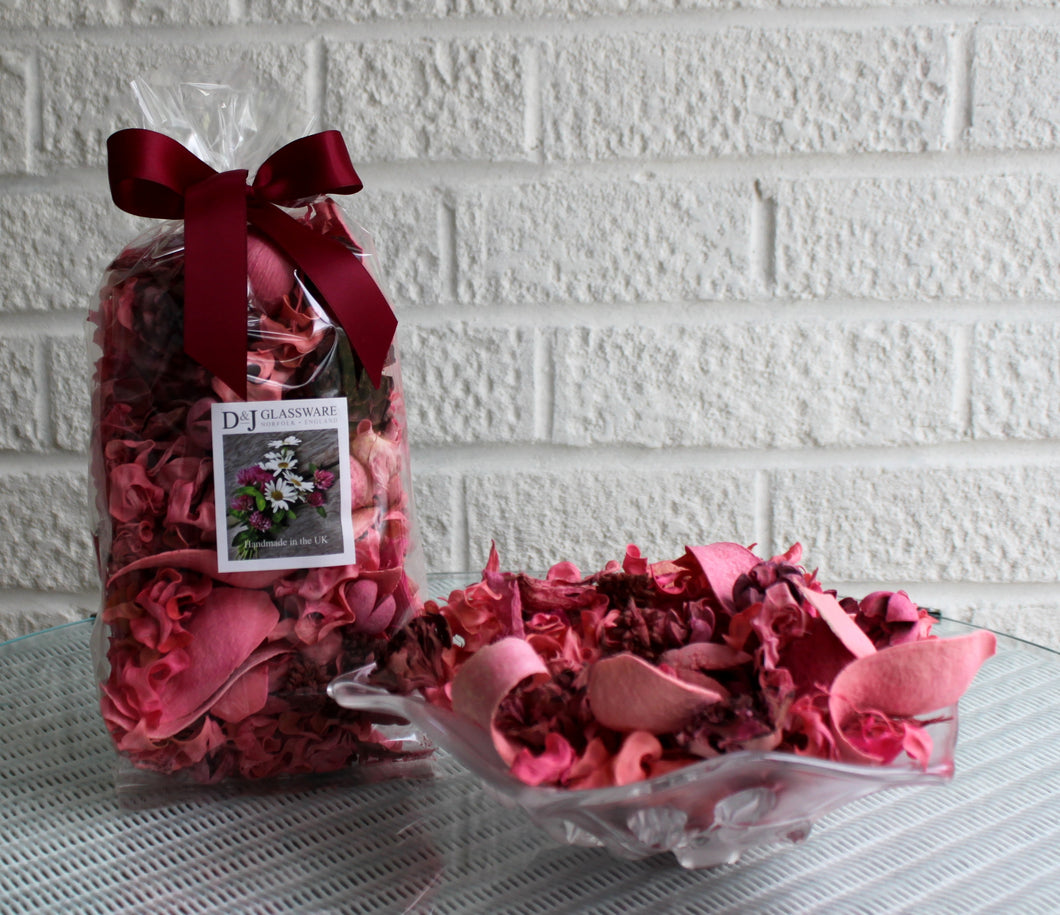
[{"xmin": 223, "ymin": 430, "xmax": 339, "ymax": 561}]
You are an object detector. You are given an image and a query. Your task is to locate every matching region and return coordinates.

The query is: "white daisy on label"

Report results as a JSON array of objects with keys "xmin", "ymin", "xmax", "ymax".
[
  {"xmin": 268, "ymin": 435, "xmax": 302, "ymax": 448},
  {"xmin": 261, "ymin": 449, "xmax": 298, "ymax": 474},
  {"xmin": 264, "ymin": 478, "xmax": 297, "ymax": 511},
  {"xmin": 284, "ymin": 472, "xmax": 315, "ymax": 494}
]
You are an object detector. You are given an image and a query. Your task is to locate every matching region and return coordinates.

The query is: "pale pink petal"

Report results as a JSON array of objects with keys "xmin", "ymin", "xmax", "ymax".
[
  {"xmin": 685, "ymin": 542, "xmax": 759, "ymax": 610},
  {"xmin": 109, "ymin": 549, "xmax": 285, "ymax": 590},
  {"xmin": 247, "ymin": 232, "xmax": 294, "ymax": 305},
  {"xmin": 831, "ymin": 629, "xmax": 996, "ymax": 720},
  {"xmin": 358, "ymin": 594, "xmax": 396, "ymax": 635},
  {"xmin": 800, "ymin": 586, "xmax": 877, "ymax": 659},
  {"xmin": 902, "ymin": 721, "xmax": 934, "ymax": 768},
  {"xmin": 567, "ymin": 737, "xmax": 615, "ymax": 790},
  {"xmin": 150, "ymin": 644, "xmax": 290, "ymax": 740},
  {"xmin": 829, "ymin": 629, "xmax": 996, "ymax": 764},
  {"xmin": 546, "ymin": 561, "xmax": 582, "ymax": 582},
  {"xmin": 510, "ymin": 732, "xmax": 577, "ymax": 787},
  {"xmin": 611, "ymin": 731, "xmax": 663, "ymax": 786},
  {"xmin": 659, "ymin": 643, "xmax": 753, "ymax": 671},
  {"xmin": 622, "ymin": 545, "xmax": 649, "ymax": 576},
  {"xmin": 450, "ymin": 636, "xmax": 550, "ymax": 764},
  {"xmin": 147, "ymin": 588, "xmax": 281, "ymax": 738},
  {"xmin": 209, "ymin": 663, "xmax": 271, "ymax": 723},
  {"xmin": 779, "ymin": 616, "xmax": 855, "ymax": 694},
  {"xmin": 587, "ymin": 652, "xmax": 726, "ymax": 733}
]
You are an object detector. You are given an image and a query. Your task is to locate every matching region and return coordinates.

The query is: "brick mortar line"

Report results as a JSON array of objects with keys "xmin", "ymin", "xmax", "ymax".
[
  {"xmin": 0, "ymin": 8, "xmax": 1054, "ymax": 45},
  {"xmin": 3, "ymin": 305, "xmax": 1058, "ymax": 335},
  {"xmin": 35, "ymin": 339, "xmax": 50, "ymax": 451},
  {"xmin": 754, "ymin": 469, "xmax": 773, "ymax": 557},
  {"xmin": 398, "ymin": 302, "xmax": 1060, "ymax": 327},
  {"xmin": 308, "ymin": 35, "xmax": 326, "ymax": 126},
  {"xmin": 0, "ymin": 454, "xmax": 87, "ymax": 474},
  {"xmin": 11, "ymin": 150, "xmax": 1060, "ymax": 193},
  {"xmin": 0, "ymin": 588, "xmax": 97, "ymax": 606},
  {"xmin": 439, "ymin": 197, "xmax": 458, "ymax": 303},
  {"xmin": 0, "ymin": 313, "xmax": 88, "ymax": 334},
  {"xmin": 953, "ymin": 323, "xmax": 974, "ymax": 438},
  {"xmin": 945, "ymin": 25, "xmax": 974, "ymax": 150},
  {"xmin": 407, "ymin": 440, "xmax": 1060, "ymax": 474},
  {"xmin": 523, "ymin": 39, "xmax": 543, "ymax": 165},
  {"xmin": 356, "ymin": 152, "xmax": 1060, "ymax": 186},
  {"xmin": 23, "ymin": 50, "xmax": 40, "ymax": 174},
  {"xmin": 6, "ymin": 440, "xmax": 1059, "ymax": 478},
  {"xmin": 751, "ymin": 179, "xmax": 777, "ymax": 294},
  {"xmin": 533, "ymin": 329, "xmax": 554, "ymax": 443},
  {"xmin": 455, "ymin": 475, "xmax": 469, "ymax": 572}
]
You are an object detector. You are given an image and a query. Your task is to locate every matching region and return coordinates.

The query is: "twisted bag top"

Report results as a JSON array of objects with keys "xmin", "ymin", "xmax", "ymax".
[{"xmin": 107, "ymin": 128, "xmax": 397, "ymax": 398}]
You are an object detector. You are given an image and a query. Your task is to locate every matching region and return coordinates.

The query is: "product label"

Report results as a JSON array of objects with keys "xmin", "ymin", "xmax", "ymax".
[{"xmin": 211, "ymin": 397, "xmax": 356, "ymax": 572}]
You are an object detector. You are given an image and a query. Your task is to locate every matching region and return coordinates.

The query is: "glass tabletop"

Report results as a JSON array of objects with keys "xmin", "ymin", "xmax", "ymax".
[{"xmin": 2, "ymin": 577, "xmax": 1060, "ymax": 914}]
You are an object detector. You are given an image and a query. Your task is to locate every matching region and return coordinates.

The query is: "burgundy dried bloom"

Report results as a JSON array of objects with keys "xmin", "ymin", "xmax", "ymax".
[
  {"xmin": 370, "ymin": 614, "xmax": 452, "ymax": 695},
  {"xmin": 851, "ymin": 591, "xmax": 935, "ymax": 648},
  {"xmin": 494, "ymin": 668, "xmax": 601, "ymax": 757},
  {"xmin": 595, "ymin": 572, "xmax": 693, "ymax": 661},
  {"xmin": 731, "ymin": 556, "xmax": 810, "ymax": 615}
]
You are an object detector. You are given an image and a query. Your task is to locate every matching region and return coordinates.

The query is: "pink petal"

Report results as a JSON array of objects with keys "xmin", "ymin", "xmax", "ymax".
[
  {"xmin": 209, "ymin": 663, "xmax": 271, "ymax": 723},
  {"xmin": 685, "ymin": 542, "xmax": 759, "ymax": 610},
  {"xmin": 450, "ymin": 636, "xmax": 550, "ymax": 764},
  {"xmin": 546, "ymin": 561, "xmax": 582, "ymax": 582},
  {"xmin": 902, "ymin": 721, "xmax": 934, "ymax": 768},
  {"xmin": 510, "ymin": 732, "xmax": 577, "ymax": 786},
  {"xmin": 800, "ymin": 586, "xmax": 877, "ymax": 659},
  {"xmin": 359, "ymin": 594, "xmax": 396, "ymax": 635},
  {"xmin": 780, "ymin": 616, "xmax": 856, "ymax": 694},
  {"xmin": 247, "ymin": 232, "xmax": 294, "ymax": 306},
  {"xmin": 831, "ymin": 629, "xmax": 996, "ymax": 720},
  {"xmin": 587, "ymin": 652, "xmax": 726, "ymax": 733},
  {"xmin": 829, "ymin": 630, "xmax": 996, "ymax": 764},
  {"xmin": 147, "ymin": 587, "xmax": 281, "ymax": 738},
  {"xmin": 622, "ymin": 545, "xmax": 649, "ymax": 576},
  {"xmin": 660, "ymin": 642, "xmax": 752, "ymax": 671},
  {"xmin": 567, "ymin": 737, "xmax": 615, "ymax": 790},
  {"xmin": 109, "ymin": 549, "xmax": 285, "ymax": 590},
  {"xmin": 611, "ymin": 731, "xmax": 663, "ymax": 786}
]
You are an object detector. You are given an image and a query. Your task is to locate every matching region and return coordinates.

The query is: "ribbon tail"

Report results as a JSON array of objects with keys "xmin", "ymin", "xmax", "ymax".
[
  {"xmin": 249, "ymin": 204, "xmax": 397, "ymax": 387},
  {"xmin": 185, "ymin": 170, "xmax": 251, "ymax": 398}
]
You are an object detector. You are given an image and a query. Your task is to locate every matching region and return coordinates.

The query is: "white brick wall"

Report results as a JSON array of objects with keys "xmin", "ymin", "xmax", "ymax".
[{"xmin": 1, "ymin": 2, "xmax": 1058, "ymax": 647}]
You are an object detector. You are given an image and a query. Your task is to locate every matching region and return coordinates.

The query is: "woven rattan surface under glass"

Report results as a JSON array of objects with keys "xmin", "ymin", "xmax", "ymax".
[{"xmin": 3, "ymin": 574, "xmax": 1060, "ymax": 914}]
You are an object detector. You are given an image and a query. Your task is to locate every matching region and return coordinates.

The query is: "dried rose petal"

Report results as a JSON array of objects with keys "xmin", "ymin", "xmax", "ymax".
[
  {"xmin": 378, "ymin": 542, "xmax": 997, "ymax": 789},
  {"xmin": 828, "ymin": 629, "xmax": 996, "ymax": 764},
  {"xmin": 660, "ymin": 642, "xmax": 752, "ymax": 672},
  {"xmin": 451, "ymin": 637, "xmax": 550, "ymax": 764},
  {"xmin": 109, "ymin": 548, "xmax": 286, "ymax": 591},
  {"xmin": 800, "ymin": 586, "xmax": 877, "ymax": 659},
  {"xmin": 685, "ymin": 542, "xmax": 759, "ymax": 610},
  {"xmin": 587, "ymin": 652, "xmax": 727, "ymax": 733}
]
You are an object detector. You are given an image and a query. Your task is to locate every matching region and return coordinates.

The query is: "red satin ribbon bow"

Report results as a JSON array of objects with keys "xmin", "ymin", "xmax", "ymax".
[{"xmin": 107, "ymin": 128, "xmax": 397, "ymax": 397}]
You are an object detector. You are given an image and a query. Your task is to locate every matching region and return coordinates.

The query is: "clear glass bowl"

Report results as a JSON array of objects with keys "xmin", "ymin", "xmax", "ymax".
[{"xmin": 329, "ymin": 666, "xmax": 958, "ymax": 869}]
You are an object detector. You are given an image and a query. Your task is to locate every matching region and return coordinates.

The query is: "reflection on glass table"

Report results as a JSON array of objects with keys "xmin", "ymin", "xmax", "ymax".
[{"xmin": 3, "ymin": 574, "xmax": 1060, "ymax": 914}]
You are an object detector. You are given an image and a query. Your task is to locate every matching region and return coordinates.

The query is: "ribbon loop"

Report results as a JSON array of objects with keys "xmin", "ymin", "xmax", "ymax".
[
  {"xmin": 106, "ymin": 128, "xmax": 397, "ymax": 398},
  {"xmin": 253, "ymin": 131, "xmax": 364, "ymax": 203}
]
